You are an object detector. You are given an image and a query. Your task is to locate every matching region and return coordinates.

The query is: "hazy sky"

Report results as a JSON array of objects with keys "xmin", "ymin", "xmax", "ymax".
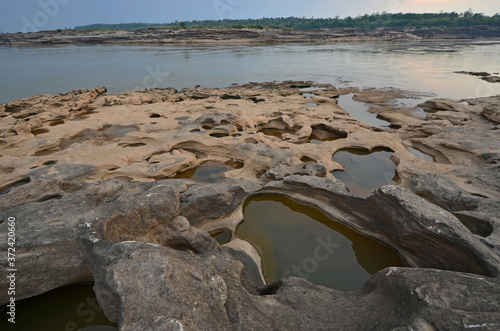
[{"xmin": 0, "ymin": 0, "xmax": 498, "ymax": 33}]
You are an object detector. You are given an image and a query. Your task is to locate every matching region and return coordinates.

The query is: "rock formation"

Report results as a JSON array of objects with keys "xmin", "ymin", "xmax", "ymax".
[{"xmin": 1, "ymin": 82, "xmax": 499, "ymax": 329}]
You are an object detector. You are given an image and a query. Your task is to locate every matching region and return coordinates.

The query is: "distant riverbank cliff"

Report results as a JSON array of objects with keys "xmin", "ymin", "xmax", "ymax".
[{"xmin": 2, "ymin": 26, "xmax": 500, "ymax": 46}]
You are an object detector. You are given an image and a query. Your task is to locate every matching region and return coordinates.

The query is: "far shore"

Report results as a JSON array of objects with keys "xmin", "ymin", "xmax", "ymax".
[{"xmin": 2, "ymin": 26, "xmax": 500, "ymax": 46}]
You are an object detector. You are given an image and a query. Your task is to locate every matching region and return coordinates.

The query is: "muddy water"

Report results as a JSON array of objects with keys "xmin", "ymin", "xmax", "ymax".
[
  {"xmin": 332, "ymin": 148, "xmax": 397, "ymax": 197},
  {"xmin": 173, "ymin": 161, "xmax": 236, "ymax": 183},
  {"xmin": 236, "ymin": 195, "xmax": 404, "ymax": 291},
  {"xmin": 0, "ymin": 284, "xmax": 118, "ymax": 331}
]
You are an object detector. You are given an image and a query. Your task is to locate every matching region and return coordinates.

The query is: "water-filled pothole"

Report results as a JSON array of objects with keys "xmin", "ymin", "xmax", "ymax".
[
  {"xmin": 302, "ymin": 93, "xmax": 315, "ymax": 100},
  {"xmin": 101, "ymin": 125, "xmax": 137, "ymax": 138},
  {"xmin": 209, "ymin": 132, "xmax": 230, "ymax": 138},
  {"xmin": 0, "ymin": 284, "xmax": 118, "ymax": 331},
  {"xmin": 332, "ymin": 147, "xmax": 397, "ymax": 197},
  {"xmin": 236, "ymin": 195, "xmax": 404, "ymax": 291},
  {"xmin": 173, "ymin": 161, "xmax": 238, "ymax": 183},
  {"xmin": 209, "ymin": 228, "xmax": 232, "ymax": 245},
  {"xmin": 338, "ymin": 94, "xmax": 391, "ymax": 127},
  {"xmin": 308, "ymin": 125, "xmax": 347, "ymax": 144}
]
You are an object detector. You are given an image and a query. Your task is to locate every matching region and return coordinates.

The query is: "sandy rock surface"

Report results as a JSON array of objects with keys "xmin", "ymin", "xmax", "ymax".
[{"xmin": 1, "ymin": 82, "xmax": 499, "ymax": 330}]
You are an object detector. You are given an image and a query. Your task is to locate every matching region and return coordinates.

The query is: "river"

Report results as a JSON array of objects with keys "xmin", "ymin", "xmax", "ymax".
[{"xmin": 1, "ymin": 40, "xmax": 500, "ymax": 104}]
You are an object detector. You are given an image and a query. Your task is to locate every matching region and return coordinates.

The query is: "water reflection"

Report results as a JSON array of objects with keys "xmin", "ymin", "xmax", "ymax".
[
  {"xmin": 173, "ymin": 161, "xmax": 237, "ymax": 183},
  {"xmin": 0, "ymin": 284, "xmax": 118, "ymax": 331},
  {"xmin": 237, "ymin": 194, "xmax": 404, "ymax": 291},
  {"xmin": 337, "ymin": 94, "xmax": 391, "ymax": 127},
  {"xmin": 2, "ymin": 41, "xmax": 500, "ymax": 103},
  {"xmin": 332, "ymin": 148, "xmax": 397, "ymax": 197}
]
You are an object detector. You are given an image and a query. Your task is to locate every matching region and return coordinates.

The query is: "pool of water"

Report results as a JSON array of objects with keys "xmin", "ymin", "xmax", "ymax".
[
  {"xmin": 307, "ymin": 125, "xmax": 347, "ymax": 144},
  {"xmin": 337, "ymin": 94, "xmax": 391, "ymax": 127},
  {"xmin": 332, "ymin": 148, "xmax": 397, "ymax": 197},
  {"xmin": 209, "ymin": 228, "xmax": 232, "ymax": 245},
  {"xmin": 0, "ymin": 284, "xmax": 118, "ymax": 331},
  {"xmin": 173, "ymin": 161, "xmax": 237, "ymax": 183},
  {"xmin": 236, "ymin": 194, "xmax": 404, "ymax": 291},
  {"xmin": 102, "ymin": 125, "xmax": 138, "ymax": 138}
]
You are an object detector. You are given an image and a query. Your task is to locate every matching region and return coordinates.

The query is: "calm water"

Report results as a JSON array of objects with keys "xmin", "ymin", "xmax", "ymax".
[
  {"xmin": 237, "ymin": 195, "xmax": 404, "ymax": 291},
  {"xmin": 337, "ymin": 93, "xmax": 391, "ymax": 127},
  {"xmin": 0, "ymin": 284, "xmax": 118, "ymax": 331},
  {"xmin": 1, "ymin": 40, "xmax": 500, "ymax": 103},
  {"xmin": 173, "ymin": 161, "xmax": 236, "ymax": 182},
  {"xmin": 332, "ymin": 148, "xmax": 398, "ymax": 197}
]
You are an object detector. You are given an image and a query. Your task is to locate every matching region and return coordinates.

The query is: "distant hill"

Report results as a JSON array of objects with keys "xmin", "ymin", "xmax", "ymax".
[{"xmin": 74, "ymin": 12, "xmax": 500, "ymax": 32}]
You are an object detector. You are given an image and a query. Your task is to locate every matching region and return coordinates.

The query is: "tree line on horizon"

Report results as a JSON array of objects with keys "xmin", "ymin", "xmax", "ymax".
[{"xmin": 73, "ymin": 12, "xmax": 500, "ymax": 32}]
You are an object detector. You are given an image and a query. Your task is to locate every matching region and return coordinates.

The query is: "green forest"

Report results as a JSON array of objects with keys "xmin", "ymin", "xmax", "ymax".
[{"xmin": 74, "ymin": 12, "xmax": 500, "ymax": 32}]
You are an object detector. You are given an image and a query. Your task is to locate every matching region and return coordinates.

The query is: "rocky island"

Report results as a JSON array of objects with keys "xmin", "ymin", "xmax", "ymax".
[{"xmin": 1, "ymin": 82, "xmax": 500, "ymax": 330}]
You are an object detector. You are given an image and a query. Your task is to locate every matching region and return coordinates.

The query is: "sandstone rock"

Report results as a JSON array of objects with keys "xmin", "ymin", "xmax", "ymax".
[
  {"xmin": 83, "ymin": 237, "xmax": 500, "ymax": 330},
  {"xmin": 483, "ymin": 106, "xmax": 500, "ymax": 123},
  {"xmin": 1, "ymin": 84, "xmax": 500, "ymax": 330}
]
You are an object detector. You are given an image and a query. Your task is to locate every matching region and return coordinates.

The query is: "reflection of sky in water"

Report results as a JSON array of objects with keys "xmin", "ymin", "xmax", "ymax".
[
  {"xmin": 337, "ymin": 93, "xmax": 391, "ymax": 127},
  {"xmin": 1, "ymin": 41, "xmax": 500, "ymax": 103},
  {"xmin": 173, "ymin": 161, "xmax": 234, "ymax": 183},
  {"xmin": 332, "ymin": 149, "xmax": 397, "ymax": 197}
]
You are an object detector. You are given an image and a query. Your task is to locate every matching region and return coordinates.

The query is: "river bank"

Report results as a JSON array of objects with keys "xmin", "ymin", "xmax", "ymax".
[
  {"xmin": 2, "ymin": 26, "xmax": 500, "ymax": 46},
  {"xmin": 1, "ymin": 82, "xmax": 499, "ymax": 329}
]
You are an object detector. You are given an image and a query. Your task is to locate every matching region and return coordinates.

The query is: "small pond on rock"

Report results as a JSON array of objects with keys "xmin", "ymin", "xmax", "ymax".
[
  {"xmin": 0, "ymin": 284, "xmax": 118, "ymax": 331},
  {"xmin": 173, "ymin": 161, "xmax": 240, "ymax": 183},
  {"xmin": 209, "ymin": 228, "xmax": 232, "ymax": 245},
  {"xmin": 331, "ymin": 147, "xmax": 398, "ymax": 197},
  {"xmin": 236, "ymin": 195, "xmax": 404, "ymax": 291},
  {"xmin": 338, "ymin": 94, "xmax": 391, "ymax": 127}
]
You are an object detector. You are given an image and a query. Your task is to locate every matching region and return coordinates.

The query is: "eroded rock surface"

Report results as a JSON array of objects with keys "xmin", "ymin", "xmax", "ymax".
[{"xmin": 1, "ymin": 82, "xmax": 500, "ymax": 330}]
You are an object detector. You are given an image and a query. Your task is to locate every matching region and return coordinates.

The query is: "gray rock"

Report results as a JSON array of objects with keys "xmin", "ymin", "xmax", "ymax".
[{"xmin": 82, "ymin": 236, "xmax": 500, "ymax": 331}]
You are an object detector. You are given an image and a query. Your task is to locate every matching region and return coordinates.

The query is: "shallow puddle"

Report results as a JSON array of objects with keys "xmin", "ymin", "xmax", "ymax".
[
  {"xmin": 102, "ymin": 125, "xmax": 137, "ymax": 138},
  {"xmin": 338, "ymin": 94, "xmax": 391, "ymax": 127},
  {"xmin": 302, "ymin": 93, "xmax": 315, "ymax": 100},
  {"xmin": 173, "ymin": 161, "xmax": 237, "ymax": 183},
  {"xmin": 408, "ymin": 146, "xmax": 436, "ymax": 162},
  {"xmin": 236, "ymin": 195, "xmax": 404, "ymax": 291},
  {"xmin": 210, "ymin": 228, "xmax": 232, "ymax": 245},
  {"xmin": 308, "ymin": 125, "xmax": 347, "ymax": 144},
  {"xmin": 0, "ymin": 284, "xmax": 118, "ymax": 331},
  {"xmin": 332, "ymin": 148, "xmax": 397, "ymax": 197}
]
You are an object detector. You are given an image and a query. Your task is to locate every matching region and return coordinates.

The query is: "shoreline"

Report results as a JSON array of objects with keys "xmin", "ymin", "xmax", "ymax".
[{"xmin": 2, "ymin": 26, "xmax": 500, "ymax": 46}]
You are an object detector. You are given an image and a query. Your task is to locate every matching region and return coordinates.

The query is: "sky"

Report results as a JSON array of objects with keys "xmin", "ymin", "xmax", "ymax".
[{"xmin": 0, "ymin": 0, "xmax": 498, "ymax": 33}]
